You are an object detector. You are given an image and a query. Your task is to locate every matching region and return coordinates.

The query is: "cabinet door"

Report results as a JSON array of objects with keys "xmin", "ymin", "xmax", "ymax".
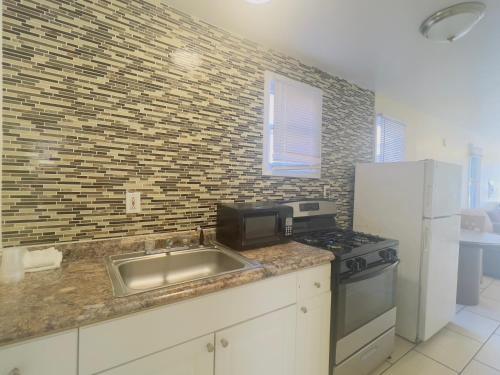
[
  {"xmin": 101, "ymin": 334, "xmax": 214, "ymax": 375},
  {"xmin": 215, "ymin": 305, "xmax": 296, "ymax": 375},
  {"xmin": 296, "ymin": 292, "xmax": 331, "ymax": 375},
  {"xmin": 0, "ymin": 330, "xmax": 77, "ymax": 375}
]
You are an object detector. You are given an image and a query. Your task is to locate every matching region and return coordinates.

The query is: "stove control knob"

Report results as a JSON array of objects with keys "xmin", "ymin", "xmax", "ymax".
[
  {"xmin": 379, "ymin": 249, "xmax": 397, "ymax": 262},
  {"xmin": 346, "ymin": 259, "xmax": 359, "ymax": 272},
  {"xmin": 355, "ymin": 257, "xmax": 367, "ymax": 271},
  {"xmin": 346, "ymin": 258, "xmax": 366, "ymax": 273}
]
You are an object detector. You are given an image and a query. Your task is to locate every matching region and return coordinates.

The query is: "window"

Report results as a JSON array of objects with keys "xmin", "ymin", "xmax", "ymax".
[
  {"xmin": 262, "ymin": 71, "xmax": 323, "ymax": 178},
  {"xmin": 468, "ymin": 145, "xmax": 482, "ymax": 208},
  {"xmin": 375, "ymin": 114, "xmax": 406, "ymax": 163}
]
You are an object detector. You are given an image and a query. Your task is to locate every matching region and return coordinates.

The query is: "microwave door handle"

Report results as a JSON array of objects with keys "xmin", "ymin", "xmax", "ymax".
[
  {"xmin": 241, "ymin": 218, "xmax": 246, "ymax": 245},
  {"xmin": 342, "ymin": 260, "xmax": 400, "ymax": 284}
]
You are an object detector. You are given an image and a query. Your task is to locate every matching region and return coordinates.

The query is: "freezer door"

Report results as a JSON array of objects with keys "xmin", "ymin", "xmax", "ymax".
[
  {"xmin": 418, "ymin": 216, "xmax": 461, "ymax": 341},
  {"xmin": 423, "ymin": 160, "xmax": 462, "ymax": 218}
]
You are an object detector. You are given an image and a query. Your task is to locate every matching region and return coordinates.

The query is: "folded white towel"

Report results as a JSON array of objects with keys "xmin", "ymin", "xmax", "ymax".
[{"xmin": 23, "ymin": 247, "xmax": 63, "ymax": 272}]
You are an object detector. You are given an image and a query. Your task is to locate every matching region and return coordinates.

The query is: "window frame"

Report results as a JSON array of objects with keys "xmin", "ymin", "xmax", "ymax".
[
  {"xmin": 468, "ymin": 145, "xmax": 483, "ymax": 208},
  {"xmin": 262, "ymin": 71, "xmax": 323, "ymax": 179},
  {"xmin": 374, "ymin": 113, "xmax": 407, "ymax": 163}
]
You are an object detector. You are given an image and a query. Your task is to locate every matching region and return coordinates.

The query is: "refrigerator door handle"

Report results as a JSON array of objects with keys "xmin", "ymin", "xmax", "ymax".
[
  {"xmin": 341, "ymin": 260, "xmax": 400, "ymax": 284},
  {"xmin": 423, "ymin": 225, "xmax": 430, "ymax": 251}
]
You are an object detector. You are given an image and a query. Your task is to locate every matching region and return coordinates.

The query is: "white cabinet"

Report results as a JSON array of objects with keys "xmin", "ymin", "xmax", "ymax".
[
  {"xmin": 0, "ymin": 330, "xmax": 77, "ymax": 375},
  {"xmin": 79, "ymin": 273, "xmax": 296, "ymax": 374},
  {"xmin": 102, "ymin": 305, "xmax": 297, "ymax": 375},
  {"xmin": 0, "ymin": 264, "xmax": 332, "ymax": 375},
  {"xmin": 215, "ymin": 305, "xmax": 296, "ymax": 375},
  {"xmin": 296, "ymin": 292, "xmax": 332, "ymax": 375},
  {"xmin": 101, "ymin": 334, "xmax": 215, "ymax": 375},
  {"xmin": 297, "ymin": 263, "xmax": 331, "ymax": 300}
]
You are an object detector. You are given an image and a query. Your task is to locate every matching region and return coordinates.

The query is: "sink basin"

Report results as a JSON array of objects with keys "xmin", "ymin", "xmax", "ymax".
[{"xmin": 106, "ymin": 244, "xmax": 260, "ymax": 297}]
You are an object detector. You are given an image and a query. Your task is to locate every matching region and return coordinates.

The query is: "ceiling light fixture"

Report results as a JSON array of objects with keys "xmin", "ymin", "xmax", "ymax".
[
  {"xmin": 420, "ymin": 2, "xmax": 486, "ymax": 43},
  {"xmin": 245, "ymin": 0, "xmax": 271, "ymax": 4}
]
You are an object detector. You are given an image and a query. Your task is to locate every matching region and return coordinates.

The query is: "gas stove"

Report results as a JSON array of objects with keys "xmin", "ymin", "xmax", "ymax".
[
  {"xmin": 293, "ymin": 228, "xmax": 398, "ymax": 278},
  {"xmin": 294, "ymin": 229, "xmax": 393, "ymax": 258},
  {"xmin": 279, "ymin": 199, "xmax": 399, "ymax": 375},
  {"xmin": 281, "ymin": 200, "xmax": 398, "ymax": 277}
]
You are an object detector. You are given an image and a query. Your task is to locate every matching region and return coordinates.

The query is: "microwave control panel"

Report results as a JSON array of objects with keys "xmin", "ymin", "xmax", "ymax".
[{"xmin": 284, "ymin": 217, "xmax": 293, "ymax": 236}]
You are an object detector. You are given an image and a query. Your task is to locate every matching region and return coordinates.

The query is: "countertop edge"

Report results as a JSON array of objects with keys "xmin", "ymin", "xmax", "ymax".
[{"xmin": 0, "ymin": 245, "xmax": 334, "ymax": 347}]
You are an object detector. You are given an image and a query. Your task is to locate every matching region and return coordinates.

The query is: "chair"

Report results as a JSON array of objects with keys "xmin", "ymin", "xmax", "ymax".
[{"xmin": 486, "ymin": 204, "xmax": 500, "ymax": 234}]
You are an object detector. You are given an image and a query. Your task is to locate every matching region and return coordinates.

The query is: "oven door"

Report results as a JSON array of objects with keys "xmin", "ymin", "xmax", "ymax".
[{"xmin": 336, "ymin": 260, "xmax": 399, "ymax": 341}]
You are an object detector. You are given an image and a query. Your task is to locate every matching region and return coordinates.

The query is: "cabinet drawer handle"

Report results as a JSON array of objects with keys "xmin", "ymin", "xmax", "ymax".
[
  {"xmin": 220, "ymin": 338, "xmax": 229, "ymax": 348},
  {"xmin": 9, "ymin": 369, "xmax": 21, "ymax": 375},
  {"xmin": 314, "ymin": 282, "xmax": 321, "ymax": 288},
  {"xmin": 301, "ymin": 306, "xmax": 308, "ymax": 314},
  {"xmin": 206, "ymin": 343, "xmax": 215, "ymax": 353}
]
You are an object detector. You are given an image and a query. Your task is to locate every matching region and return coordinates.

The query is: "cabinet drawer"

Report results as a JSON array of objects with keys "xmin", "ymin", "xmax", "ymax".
[
  {"xmin": 0, "ymin": 330, "xmax": 78, "ymax": 375},
  {"xmin": 297, "ymin": 264, "xmax": 331, "ymax": 300},
  {"xmin": 335, "ymin": 327, "xmax": 395, "ymax": 375},
  {"xmin": 101, "ymin": 334, "xmax": 214, "ymax": 375},
  {"xmin": 79, "ymin": 272, "xmax": 296, "ymax": 375}
]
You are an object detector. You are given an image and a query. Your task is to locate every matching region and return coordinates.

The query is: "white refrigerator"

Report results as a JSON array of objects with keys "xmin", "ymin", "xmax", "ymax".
[{"xmin": 353, "ymin": 160, "xmax": 462, "ymax": 343}]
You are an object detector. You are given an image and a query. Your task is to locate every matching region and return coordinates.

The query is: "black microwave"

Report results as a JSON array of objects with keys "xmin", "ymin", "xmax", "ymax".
[{"xmin": 216, "ymin": 202, "xmax": 293, "ymax": 250}]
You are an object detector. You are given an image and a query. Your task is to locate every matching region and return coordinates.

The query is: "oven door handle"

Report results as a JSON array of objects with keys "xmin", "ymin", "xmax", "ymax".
[{"xmin": 341, "ymin": 260, "xmax": 400, "ymax": 284}]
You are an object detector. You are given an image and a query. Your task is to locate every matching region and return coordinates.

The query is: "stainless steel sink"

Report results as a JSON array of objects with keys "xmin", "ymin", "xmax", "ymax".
[{"xmin": 106, "ymin": 244, "xmax": 260, "ymax": 297}]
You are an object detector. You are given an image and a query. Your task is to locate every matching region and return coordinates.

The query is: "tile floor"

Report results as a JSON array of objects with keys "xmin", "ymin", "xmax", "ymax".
[{"xmin": 370, "ymin": 276, "xmax": 500, "ymax": 375}]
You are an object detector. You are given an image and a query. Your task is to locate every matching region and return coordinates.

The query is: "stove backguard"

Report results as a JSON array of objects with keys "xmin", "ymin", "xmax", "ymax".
[{"xmin": 291, "ymin": 214, "xmax": 337, "ymax": 235}]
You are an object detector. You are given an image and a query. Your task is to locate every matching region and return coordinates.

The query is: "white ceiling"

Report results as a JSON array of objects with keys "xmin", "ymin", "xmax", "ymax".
[{"xmin": 163, "ymin": 0, "xmax": 500, "ymax": 136}]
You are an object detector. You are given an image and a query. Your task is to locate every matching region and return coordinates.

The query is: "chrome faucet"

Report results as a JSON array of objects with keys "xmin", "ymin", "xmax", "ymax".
[
  {"xmin": 144, "ymin": 239, "xmax": 170, "ymax": 255},
  {"xmin": 197, "ymin": 226, "xmax": 204, "ymax": 245},
  {"xmin": 144, "ymin": 238, "xmax": 180, "ymax": 255}
]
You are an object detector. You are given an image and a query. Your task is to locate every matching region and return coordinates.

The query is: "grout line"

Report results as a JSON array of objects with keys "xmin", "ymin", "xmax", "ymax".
[
  {"xmin": 375, "ymin": 292, "xmax": 500, "ymax": 375},
  {"xmin": 444, "ymin": 325, "xmax": 487, "ymax": 345},
  {"xmin": 473, "ymin": 358, "xmax": 500, "ymax": 373},
  {"xmin": 458, "ymin": 325, "xmax": 499, "ymax": 374},
  {"xmin": 378, "ymin": 348, "xmax": 416, "ymax": 375},
  {"xmin": 461, "ymin": 310, "xmax": 500, "ymax": 330},
  {"xmin": 463, "ymin": 307, "xmax": 500, "ymax": 320},
  {"xmin": 385, "ymin": 346, "xmax": 460, "ymax": 374},
  {"xmin": 448, "ymin": 311, "xmax": 500, "ymax": 343},
  {"xmin": 376, "ymin": 337, "xmax": 417, "ymax": 374},
  {"xmin": 378, "ymin": 277, "xmax": 500, "ymax": 375},
  {"xmin": 414, "ymin": 348, "xmax": 460, "ymax": 373},
  {"xmin": 463, "ymin": 297, "xmax": 500, "ymax": 323},
  {"xmin": 370, "ymin": 360, "xmax": 392, "ymax": 375}
]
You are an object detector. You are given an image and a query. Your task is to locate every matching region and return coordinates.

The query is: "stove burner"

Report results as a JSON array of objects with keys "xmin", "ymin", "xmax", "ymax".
[
  {"xmin": 294, "ymin": 229, "xmax": 388, "ymax": 258},
  {"xmin": 302, "ymin": 237, "xmax": 320, "ymax": 246}
]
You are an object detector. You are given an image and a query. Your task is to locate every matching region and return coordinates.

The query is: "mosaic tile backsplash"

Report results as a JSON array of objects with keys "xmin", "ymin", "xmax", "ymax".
[{"xmin": 2, "ymin": 0, "xmax": 375, "ymax": 247}]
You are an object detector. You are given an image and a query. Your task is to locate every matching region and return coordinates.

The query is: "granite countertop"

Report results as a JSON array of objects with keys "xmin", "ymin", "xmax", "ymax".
[{"xmin": 0, "ymin": 240, "xmax": 334, "ymax": 346}]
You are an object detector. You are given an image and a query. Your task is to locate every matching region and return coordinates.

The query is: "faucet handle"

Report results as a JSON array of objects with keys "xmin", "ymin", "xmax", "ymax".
[
  {"xmin": 197, "ymin": 226, "xmax": 204, "ymax": 245},
  {"xmin": 144, "ymin": 240, "xmax": 155, "ymax": 253}
]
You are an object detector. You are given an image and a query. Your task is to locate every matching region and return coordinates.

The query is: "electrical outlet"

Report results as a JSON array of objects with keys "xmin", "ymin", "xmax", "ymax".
[
  {"xmin": 126, "ymin": 192, "xmax": 141, "ymax": 214},
  {"xmin": 323, "ymin": 186, "xmax": 330, "ymax": 199}
]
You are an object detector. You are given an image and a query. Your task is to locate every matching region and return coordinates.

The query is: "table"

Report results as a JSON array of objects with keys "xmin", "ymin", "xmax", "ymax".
[
  {"xmin": 457, "ymin": 230, "xmax": 500, "ymax": 305},
  {"xmin": 460, "ymin": 230, "xmax": 500, "ymax": 247}
]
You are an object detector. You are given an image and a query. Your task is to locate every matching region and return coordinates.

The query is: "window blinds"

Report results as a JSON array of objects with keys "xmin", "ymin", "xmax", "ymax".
[
  {"xmin": 376, "ymin": 115, "xmax": 406, "ymax": 163},
  {"xmin": 468, "ymin": 145, "xmax": 483, "ymax": 208},
  {"xmin": 263, "ymin": 71, "xmax": 323, "ymax": 178}
]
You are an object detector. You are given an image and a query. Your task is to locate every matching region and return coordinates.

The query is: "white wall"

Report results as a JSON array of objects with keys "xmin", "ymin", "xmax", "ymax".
[
  {"xmin": 376, "ymin": 95, "xmax": 500, "ymax": 208},
  {"xmin": 1, "ymin": 2, "xmax": 3, "ymax": 250}
]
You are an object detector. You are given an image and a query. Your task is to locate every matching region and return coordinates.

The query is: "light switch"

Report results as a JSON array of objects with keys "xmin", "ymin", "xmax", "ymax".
[{"xmin": 126, "ymin": 191, "xmax": 141, "ymax": 214}]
